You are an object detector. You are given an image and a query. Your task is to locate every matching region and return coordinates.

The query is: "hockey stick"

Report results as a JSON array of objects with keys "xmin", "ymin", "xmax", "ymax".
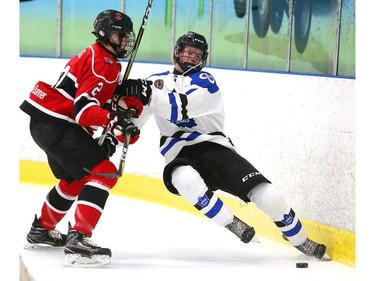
[
  {"xmin": 123, "ymin": 0, "xmax": 154, "ymax": 81},
  {"xmin": 99, "ymin": 0, "xmax": 154, "ymax": 146},
  {"xmin": 84, "ymin": 133, "xmax": 130, "ymax": 178},
  {"xmin": 84, "ymin": 0, "xmax": 154, "ymax": 178}
]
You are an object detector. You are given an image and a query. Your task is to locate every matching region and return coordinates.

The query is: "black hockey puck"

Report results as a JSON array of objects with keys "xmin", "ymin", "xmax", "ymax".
[{"xmin": 296, "ymin": 262, "xmax": 308, "ymax": 268}]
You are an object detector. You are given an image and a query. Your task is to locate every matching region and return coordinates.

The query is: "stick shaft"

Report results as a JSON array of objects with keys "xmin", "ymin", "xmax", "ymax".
[
  {"xmin": 99, "ymin": 0, "xmax": 154, "ymax": 147},
  {"xmin": 93, "ymin": 1, "xmax": 154, "ymax": 177},
  {"xmin": 123, "ymin": 0, "xmax": 154, "ymax": 80}
]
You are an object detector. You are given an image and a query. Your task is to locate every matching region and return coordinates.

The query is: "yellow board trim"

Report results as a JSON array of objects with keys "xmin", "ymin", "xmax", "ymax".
[{"xmin": 19, "ymin": 160, "xmax": 355, "ymax": 267}]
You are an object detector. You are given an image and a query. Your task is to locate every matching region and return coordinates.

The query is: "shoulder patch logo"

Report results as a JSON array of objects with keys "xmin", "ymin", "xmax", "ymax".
[{"xmin": 154, "ymin": 79, "xmax": 164, "ymax": 89}]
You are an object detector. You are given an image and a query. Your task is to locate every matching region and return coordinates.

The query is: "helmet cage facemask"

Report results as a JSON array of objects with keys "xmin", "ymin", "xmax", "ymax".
[
  {"xmin": 174, "ymin": 32, "xmax": 208, "ymax": 74},
  {"xmin": 107, "ymin": 30, "xmax": 135, "ymax": 58},
  {"xmin": 174, "ymin": 48, "xmax": 207, "ymax": 74}
]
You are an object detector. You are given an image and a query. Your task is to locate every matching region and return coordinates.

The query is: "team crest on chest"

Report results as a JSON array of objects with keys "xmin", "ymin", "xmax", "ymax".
[
  {"xmin": 104, "ymin": 57, "xmax": 113, "ymax": 64},
  {"xmin": 154, "ymin": 79, "xmax": 164, "ymax": 89}
]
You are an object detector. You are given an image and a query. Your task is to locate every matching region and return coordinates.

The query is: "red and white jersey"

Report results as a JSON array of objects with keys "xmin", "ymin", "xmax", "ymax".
[{"xmin": 20, "ymin": 43, "xmax": 122, "ymax": 135}]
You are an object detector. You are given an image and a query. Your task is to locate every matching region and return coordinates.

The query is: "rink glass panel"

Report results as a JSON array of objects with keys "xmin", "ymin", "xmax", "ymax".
[
  {"xmin": 20, "ymin": 0, "xmax": 57, "ymax": 57},
  {"xmin": 289, "ymin": 0, "xmax": 339, "ymax": 75},
  {"xmin": 60, "ymin": 0, "xmax": 119, "ymax": 58},
  {"xmin": 20, "ymin": 0, "xmax": 355, "ymax": 78},
  {"xmin": 337, "ymin": 0, "xmax": 355, "ymax": 78}
]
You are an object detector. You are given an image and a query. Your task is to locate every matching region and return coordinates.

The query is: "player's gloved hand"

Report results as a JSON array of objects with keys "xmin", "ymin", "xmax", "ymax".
[
  {"xmin": 118, "ymin": 96, "xmax": 143, "ymax": 117},
  {"xmin": 107, "ymin": 111, "xmax": 140, "ymax": 144},
  {"xmin": 117, "ymin": 79, "xmax": 152, "ymax": 105},
  {"xmin": 96, "ymin": 132, "xmax": 118, "ymax": 157},
  {"xmin": 116, "ymin": 125, "xmax": 140, "ymax": 144},
  {"xmin": 107, "ymin": 108, "xmax": 134, "ymax": 126}
]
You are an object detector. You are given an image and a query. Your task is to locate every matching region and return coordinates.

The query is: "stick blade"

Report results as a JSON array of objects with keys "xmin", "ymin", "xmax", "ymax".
[{"xmin": 83, "ymin": 167, "xmax": 121, "ymax": 178}]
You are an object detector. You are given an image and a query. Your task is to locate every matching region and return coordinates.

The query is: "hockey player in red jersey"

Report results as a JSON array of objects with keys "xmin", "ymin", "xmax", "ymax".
[
  {"xmin": 125, "ymin": 31, "xmax": 328, "ymax": 260},
  {"xmin": 20, "ymin": 10, "xmax": 150, "ymax": 266}
]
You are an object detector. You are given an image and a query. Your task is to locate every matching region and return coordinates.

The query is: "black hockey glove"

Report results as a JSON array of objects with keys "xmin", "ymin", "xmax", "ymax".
[
  {"xmin": 107, "ymin": 111, "xmax": 140, "ymax": 143},
  {"xmin": 96, "ymin": 133, "xmax": 118, "ymax": 157},
  {"xmin": 122, "ymin": 122, "xmax": 140, "ymax": 144},
  {"xmin": 115, "ymin": 79, "xmax": 152, "ymax": 105}
]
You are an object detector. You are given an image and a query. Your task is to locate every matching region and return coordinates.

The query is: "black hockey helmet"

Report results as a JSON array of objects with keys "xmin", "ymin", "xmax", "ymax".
[
  {"xmin": 173, "ymin": 31, "xmax": 209, "ymax": 73},
  {"xmin": 93, "ymin": 9, "xmax": 135, "ymax": 58}
]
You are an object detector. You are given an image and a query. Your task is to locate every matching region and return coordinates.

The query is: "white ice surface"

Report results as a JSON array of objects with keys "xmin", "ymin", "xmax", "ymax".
[{"xmin": 17, "ymin": 184, "xmax": 356, "ymax": 281}]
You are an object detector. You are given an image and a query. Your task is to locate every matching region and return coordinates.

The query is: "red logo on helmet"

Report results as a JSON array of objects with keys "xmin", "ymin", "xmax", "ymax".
[{"xmin": 115, "ymin": 13, "xmax": 122, "ymax": 20}]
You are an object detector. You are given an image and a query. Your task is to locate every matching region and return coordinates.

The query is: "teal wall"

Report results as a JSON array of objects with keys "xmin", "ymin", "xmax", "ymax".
[{"xmin": 20, "ymin": 0, "xmax": 355, "ymax": 77}]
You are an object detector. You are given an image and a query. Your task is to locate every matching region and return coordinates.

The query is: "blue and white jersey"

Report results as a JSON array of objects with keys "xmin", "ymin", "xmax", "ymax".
[{"xmin": 134, "ymin": 69, "xmax": 236, "ymax": 164}]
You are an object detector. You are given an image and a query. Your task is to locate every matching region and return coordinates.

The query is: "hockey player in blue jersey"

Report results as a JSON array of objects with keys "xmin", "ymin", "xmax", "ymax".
[{"xmin": 123, "ymin": 31, "xmax": 328, "ymax": 260}]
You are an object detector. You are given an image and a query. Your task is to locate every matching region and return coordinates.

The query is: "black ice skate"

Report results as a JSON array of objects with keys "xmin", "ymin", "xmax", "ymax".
[
  {"xmin": 225, "ymin": 216, "xmax": 256, "ymax": 243},
  {"xmin": 295, "ymin": 238, "xmax": 328, "ymax": 260},
  {"xmin": 63, "ymin": 229, "xmax": 111, "ymax": 267},
  {"xmin": 25, "ymin": 214, "xmax": 67, "ymax": 249}
]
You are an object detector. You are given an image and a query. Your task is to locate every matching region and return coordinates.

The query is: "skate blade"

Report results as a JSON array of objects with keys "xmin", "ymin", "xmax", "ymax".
[
  {"xmin": 63, "ymin": 254, "xmax": 111, "ymax": 267},
  {"xmin": 250, "ymin": 236, "xmax": 261, "ymax": 243},
  {"xmin": 24, "ymin": 243, "xmax": 64, "ymax": 250},
  {"xmin": 304, "ymin": 252, "xmax": 331, "ymax": 261},
  {"xmin": 321, "ymin": 253, "xmax": 331, "ymax": 261}
]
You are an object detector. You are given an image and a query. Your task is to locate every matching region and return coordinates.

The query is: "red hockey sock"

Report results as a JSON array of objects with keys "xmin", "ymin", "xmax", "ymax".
[{"xmin": 73, "ymin": 204, "xmax": 102, "ymax": 237}]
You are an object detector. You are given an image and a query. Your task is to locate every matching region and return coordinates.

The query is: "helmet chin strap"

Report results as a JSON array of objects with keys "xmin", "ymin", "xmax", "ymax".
[
  {"xmin": 108, "ymin": 41, "xmax": 126, "ymax": 58},
  {"xmin": 106, "ymin": 32, "xmax": 128, "ymax": 58},
  {"xmin": 178, "ymin": 61, "xmax": 203, "ymax": 75}
]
